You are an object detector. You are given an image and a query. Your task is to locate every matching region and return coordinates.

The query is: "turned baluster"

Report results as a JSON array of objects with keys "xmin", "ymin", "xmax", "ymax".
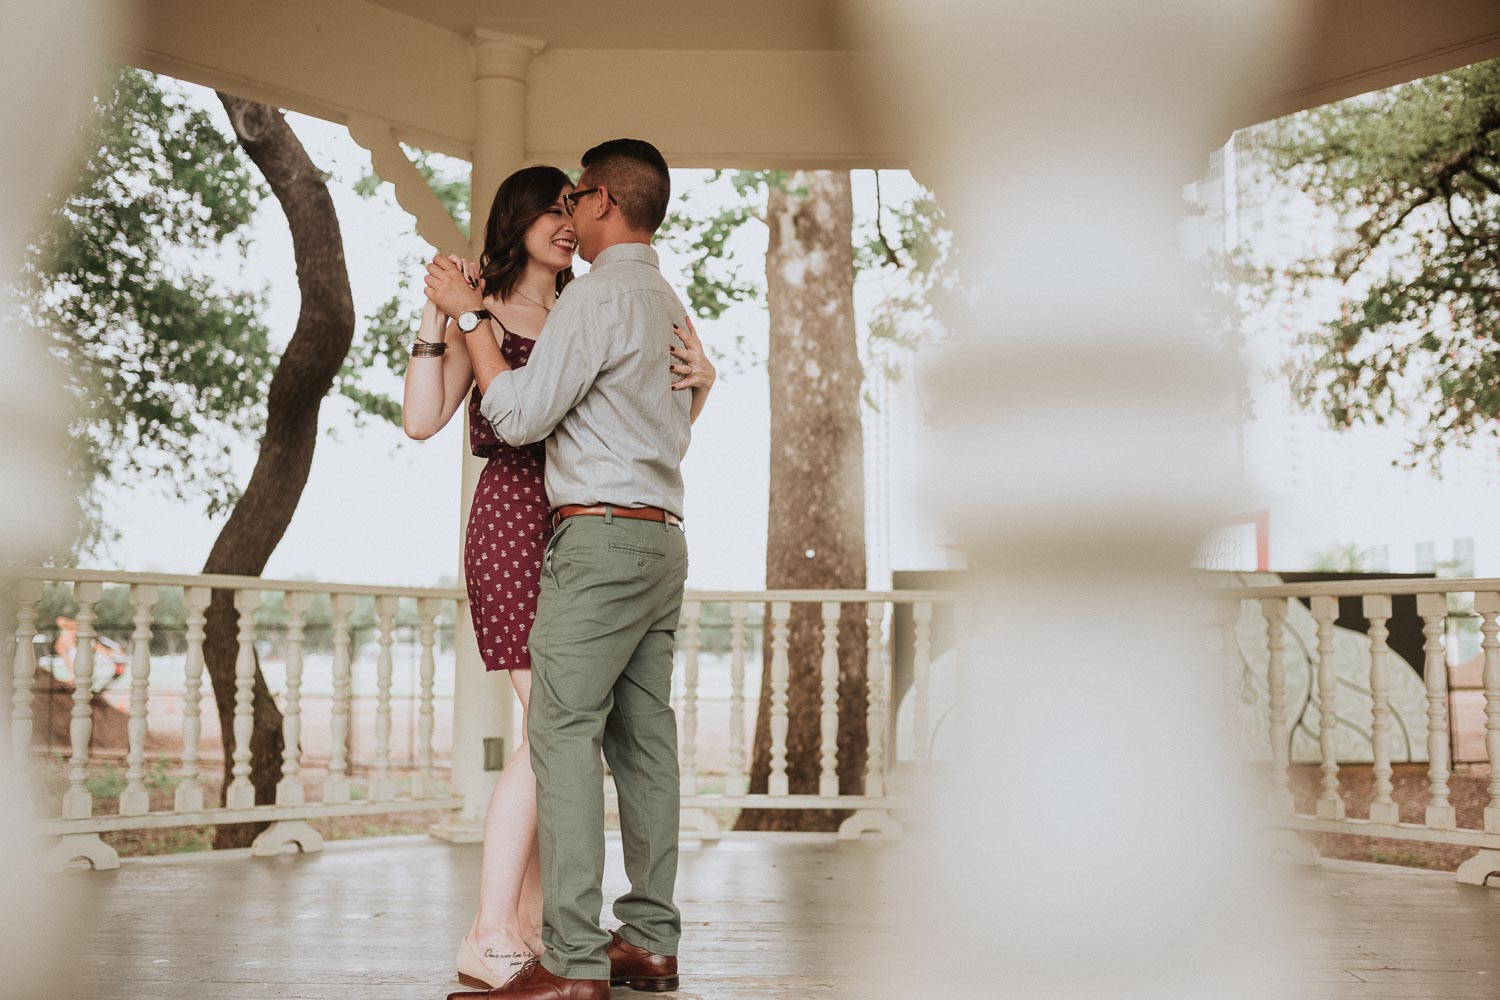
[
  {"xmin": 912, "ymin": 602, "xmax": 933, "ymax": 766},
  {"xmin": 727, "ymin": 601, "xmax": 749, "ymax": 796},
  {"xmin": 277, "ymin": 592, "xmax": 312, "ymax": 806},
  {"xmin": 1364, "ymin": 594, "xmax": 1398, "ymax": 824},
  {"xmin": 61, "ymin": 582, "xmax": 104, "ymax": 819},
  {"xmin": 1310, "ymin": 596, "xmax": 1344, "ymax": 821},
  {"xmin": 864, "ymin": 602, "xmax": 888, "ymax": 798},
  {"xmin": 225, "ymin": 589, "xmax": 259, "ymax": 810},
  {"xmin": 175, "ymin": 587, "xmax": 210, "ymax": 812},
  {"xmin": 371, "ymin": 596, "xmax": 397, "ymax": 801},
  {"xmin": 1476, "ymin": 593, "xmax": 1500, "ymax": 834},
  {"xmin": 1418, "ymin": 592, "xmax": 1454, "ymax": 829},
  {"xmin": 1262, "ymin": 597, "xmax": 1294, "ymax": 815},
  {"xmin": 768, "ymin": 601, "xmax": 791, "ymax": 797},
  {"xmin": 414, "ymin": 598, "xmax": 439, "ymax": 798},
  {"xmin": 680, "ymin": 601, "xmax": 702, "ymax": 797},
  {"xmin": 119, "ymin": 584, "xmax": 158, "ymax": 816},
  {"xmin": 818, "ymin": 602, "xmax": 841, "ymax": 797},
  {"xmin": 325, "ymin": 594, "xmax": 354, "ymax": 803},
  {"xmin": 9, "ymin": 580, "xmax": 42, "ymax": 760}
]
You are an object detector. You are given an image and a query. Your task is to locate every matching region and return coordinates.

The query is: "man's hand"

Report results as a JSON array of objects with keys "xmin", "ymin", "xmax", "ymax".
[{"xmin": 424, "ymin": 254, "xmax": 485, "ymax": 317}]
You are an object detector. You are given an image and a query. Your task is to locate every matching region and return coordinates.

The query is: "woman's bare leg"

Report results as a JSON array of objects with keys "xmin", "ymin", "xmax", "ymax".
[
  {"xmin": 517, "ymin": 840, "xmax": 543, "ymax": 955},
  {"xmin": 459, "ymin": 669, "xmax": 538, "ymax": 983}
]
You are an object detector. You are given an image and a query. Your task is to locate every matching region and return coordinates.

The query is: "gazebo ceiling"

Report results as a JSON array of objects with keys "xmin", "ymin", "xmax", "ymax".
[
  {"xmin": 114, "ymin": 0, "xmax": 1500, "ymax": 172},
  {"xmin": 363, "ymin": 0, "xmax": 844, "ymax": 51}
]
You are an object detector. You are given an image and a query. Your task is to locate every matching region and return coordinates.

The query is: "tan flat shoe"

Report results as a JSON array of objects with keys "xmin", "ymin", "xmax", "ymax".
[{"xmin": 454, "ymin": 932, "xmax": 535, "ymax": 991}]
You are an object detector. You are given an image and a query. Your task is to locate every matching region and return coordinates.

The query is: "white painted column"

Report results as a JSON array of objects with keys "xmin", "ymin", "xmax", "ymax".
[{"xmin": 436, "ymin": 30, "xmax": 545, "ymax": 840}]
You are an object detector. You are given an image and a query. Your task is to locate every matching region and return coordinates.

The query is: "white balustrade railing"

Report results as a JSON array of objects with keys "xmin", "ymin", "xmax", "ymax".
[
  {"xmin": 1215, "ymin": 575, "xmax": 1500, "ymax": 886},
  {"xmin": 3, "ymin": 567, "xmax": 962, "ymax": 868},
  {"xmin": 2, "ymin": 568, "xmax": 465, "ymax": 871}
]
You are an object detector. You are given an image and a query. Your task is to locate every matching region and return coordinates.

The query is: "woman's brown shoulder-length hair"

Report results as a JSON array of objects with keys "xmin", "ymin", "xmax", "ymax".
[{"xmin": 478, "ymin": 165, "xmax": 574, "ymax": 302}]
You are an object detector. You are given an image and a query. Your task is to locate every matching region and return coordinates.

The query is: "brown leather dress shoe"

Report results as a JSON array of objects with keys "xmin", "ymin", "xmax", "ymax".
[
  {"xmin": 446, "ymin": 958, "xmax": 607, "ymax": 999},
  {"xmin": 607, "ymin": 930, "xmax": 680, "ymax": 993}
]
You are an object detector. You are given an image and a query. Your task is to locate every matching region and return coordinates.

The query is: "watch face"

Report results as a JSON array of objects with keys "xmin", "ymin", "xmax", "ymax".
[{"xmin": 459, "ymin": 312, "xmax": 477, "ymax": 332}]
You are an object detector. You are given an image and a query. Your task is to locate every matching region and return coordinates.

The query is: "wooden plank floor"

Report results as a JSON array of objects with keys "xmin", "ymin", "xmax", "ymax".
[{"xmin": 55, "ymin": 834, "xmax": 1500, "ymax": 999}]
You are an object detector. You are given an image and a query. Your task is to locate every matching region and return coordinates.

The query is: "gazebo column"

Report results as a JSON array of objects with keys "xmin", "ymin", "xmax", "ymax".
[{"xmin": 432, "ymin": 30, "xmax": 544, "ymax": 842}]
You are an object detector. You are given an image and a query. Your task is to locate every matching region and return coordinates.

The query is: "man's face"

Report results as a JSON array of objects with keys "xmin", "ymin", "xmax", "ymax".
[{"xmin": 569, "ymin": 174, "xmax": 601, "ymax": 263}]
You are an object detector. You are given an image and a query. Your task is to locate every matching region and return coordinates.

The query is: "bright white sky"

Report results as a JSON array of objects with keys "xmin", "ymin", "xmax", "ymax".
[{"xmin": 92, "ymin": 80, "xmax": 930, "ymax": 589}]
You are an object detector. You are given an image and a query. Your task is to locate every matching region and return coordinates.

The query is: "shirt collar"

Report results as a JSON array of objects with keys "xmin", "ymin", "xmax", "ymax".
[{"xmin": 591, "ymin": 242, "xmax": 659, "ymax": 270}]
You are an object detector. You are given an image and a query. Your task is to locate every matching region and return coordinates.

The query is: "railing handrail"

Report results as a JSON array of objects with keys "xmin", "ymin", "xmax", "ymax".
[
  {"xmin": 1205, "ymin": 572, "xmax": 1500, "ymax": 600},
  {"xmin": 1, "ymin": 566, "xmax": 968, "ymax": 605}
]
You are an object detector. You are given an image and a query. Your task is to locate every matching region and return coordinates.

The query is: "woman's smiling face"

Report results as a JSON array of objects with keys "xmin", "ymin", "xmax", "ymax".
[{"xmin": 524, "ymin": 185, "xmax": 577, "ymax": 271}]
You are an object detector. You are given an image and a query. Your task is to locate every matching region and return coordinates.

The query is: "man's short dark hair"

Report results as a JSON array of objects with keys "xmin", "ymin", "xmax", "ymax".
[{"xmin": 579, "ymin": 138, "xmax": 671, "ymax": 234}]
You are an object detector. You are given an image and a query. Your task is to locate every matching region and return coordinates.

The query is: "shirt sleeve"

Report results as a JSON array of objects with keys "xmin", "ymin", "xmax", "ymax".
[{"xmin": 479, "ymin": 284, "xmax": 606, "ymax": 446}]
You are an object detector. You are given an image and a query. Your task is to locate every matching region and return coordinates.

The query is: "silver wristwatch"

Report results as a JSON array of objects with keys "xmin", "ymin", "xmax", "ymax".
[{"xmin": 457, "ymin": 308, "xmax": 491, "ymax": 333}]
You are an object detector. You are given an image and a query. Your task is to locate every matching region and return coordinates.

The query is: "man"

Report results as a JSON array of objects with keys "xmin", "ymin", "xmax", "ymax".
[{"xmin": 428, "ymin": 138, "xmax": 692, "ymax": 999}]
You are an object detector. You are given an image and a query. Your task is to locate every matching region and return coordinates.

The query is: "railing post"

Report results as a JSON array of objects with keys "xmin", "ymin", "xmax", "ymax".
[
  {"xmin": 175, "ymin": 587, "xmax": 210, "ymax": 813},
  {"xmin": 1476, "ymin": 592, "xmax": 1500, "ymax": 835},
  {"xmin": 9, "ymin": 579, "xmax": 42, "ymax": 761},
  {"xmin": 62, "ymin": 581, "xmax": 103, "ymax": 820},
  {"xmin": 277, "ymin": 592, "xmax": 312, "ymax": 806},
  {"xmin": 371, "ymin": 596, "xmax": 397, "ymax": 802},
  {"xmin": 768, "ymin": 601, "xmax": 791, "ymax": 797},
  {"xmin": 1363, "ymin": 594, "xmax": 1398, "ymax": 824},
  {"xmin": 912, "ymin": 602, "xmax": 933, "ymax": 766},
  {"xmin": 727, "ymin": 601, "xmax": 749, "ymax": 797},
  {"xmin": 414, "ymin": 598, "xmax": 439, "ymax": 799},
  {"xmin": 819, "ymin": 601, "xmax": 841, "ymax": 797},
  {"xmin": 864, "ymin": 602, "xmax": 888, "ymax": 798},
  {"xmin": 325, "ymin": 593, "xmax": 354, "ymax": 804},
  {"xmin": 1418, "ymin": 592, "xmax": 1454, "ymax": 830},
  {"xmin": 119, "ymin": 584, "xmax": 158, "ymax": 816},
  {"xmin": 225, "ymin": 589, "xmax": 259, "ymax": 811},
  {"xmin": 680, "ymin": 601, "xmax": 702, "ymax": 798},
  {"xmin": 1310, "ymin": 596, "xmax": 1344, "ymax": 821},
  {"xmin": 1261, "ymin": 597, "xmax": 1294, "ymax": 816},
  {"xmin": 48, "ymin": 579, "xmax": 120, "ymax": 870}
]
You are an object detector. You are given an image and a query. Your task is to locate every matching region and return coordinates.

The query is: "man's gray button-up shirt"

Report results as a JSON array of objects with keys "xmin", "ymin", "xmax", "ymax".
[{"xmin": 479, "ymin": 242, "xmax": 693, "ymax": 518}]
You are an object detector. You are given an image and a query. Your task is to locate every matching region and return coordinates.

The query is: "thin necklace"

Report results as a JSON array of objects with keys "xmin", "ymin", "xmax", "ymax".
[{"xmin": 512, "ymin": 288, "xmax": 553, "ymax": 312}]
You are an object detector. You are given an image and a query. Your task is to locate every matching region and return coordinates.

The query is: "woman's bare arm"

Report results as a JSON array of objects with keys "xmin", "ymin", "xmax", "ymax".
[
  {"xmin": 669, "ymin": 315, "xmax": 717, "ymax": 424},
  {"xmin": 402, "ymin": 297, "xmax": 475, "ymax": 439}
]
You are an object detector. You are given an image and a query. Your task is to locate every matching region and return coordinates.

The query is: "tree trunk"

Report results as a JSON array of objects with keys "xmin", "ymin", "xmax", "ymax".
[
  {"xmin": 737, "ymin": 171, "xmax": 868, "ymax": 832},
  {"xmin": 204, "ymin": 93, "xmax": 355, "ymax": 848}
]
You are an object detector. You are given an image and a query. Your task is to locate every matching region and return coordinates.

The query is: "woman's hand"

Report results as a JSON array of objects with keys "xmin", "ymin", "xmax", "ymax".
[
  {"xmin": 425, "ymin": 253, "xmax": 485, "ymax": 317},
  {"xmin": 670, "ymin": 315, "xmax": 716, "ymax": 392}
]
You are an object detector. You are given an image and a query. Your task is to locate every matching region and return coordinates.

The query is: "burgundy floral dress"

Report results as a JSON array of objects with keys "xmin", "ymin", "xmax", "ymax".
[{"xmin": 464, "ymin": 328, "xmax": 551, "ymax": 670}]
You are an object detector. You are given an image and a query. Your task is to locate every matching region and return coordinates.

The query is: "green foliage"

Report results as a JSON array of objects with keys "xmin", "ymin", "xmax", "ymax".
[
  {"xmin": 1265, "ymin": 57, "xmax": 1500, "ymax": 463},
  {"xmin": 659, "ymin": 169, "xmax": 955, "ymax": 390},
  {"xmin": 1307, "ymin": 542, "xmax": 1369, "ymax": 572},
  {"xmin": 19, "ymin": 67, "xmax": 272, "ymax": 548}
]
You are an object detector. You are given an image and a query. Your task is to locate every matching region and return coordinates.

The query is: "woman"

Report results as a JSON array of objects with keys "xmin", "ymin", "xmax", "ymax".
[{"xmin": 402, "ymin": 165, "xmax": 715, "ymax": 992}]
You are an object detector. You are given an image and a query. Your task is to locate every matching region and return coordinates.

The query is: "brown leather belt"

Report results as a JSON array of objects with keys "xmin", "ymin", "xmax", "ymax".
[{"xmin": 551, "ymin": 504, "xmax": 682, "ymax": 530}]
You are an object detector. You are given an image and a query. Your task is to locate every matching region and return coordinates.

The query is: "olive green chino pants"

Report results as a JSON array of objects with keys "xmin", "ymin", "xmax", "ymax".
[{"xmin": 527, "ymin": 512, "xmax": 687, "ymax": 980}]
